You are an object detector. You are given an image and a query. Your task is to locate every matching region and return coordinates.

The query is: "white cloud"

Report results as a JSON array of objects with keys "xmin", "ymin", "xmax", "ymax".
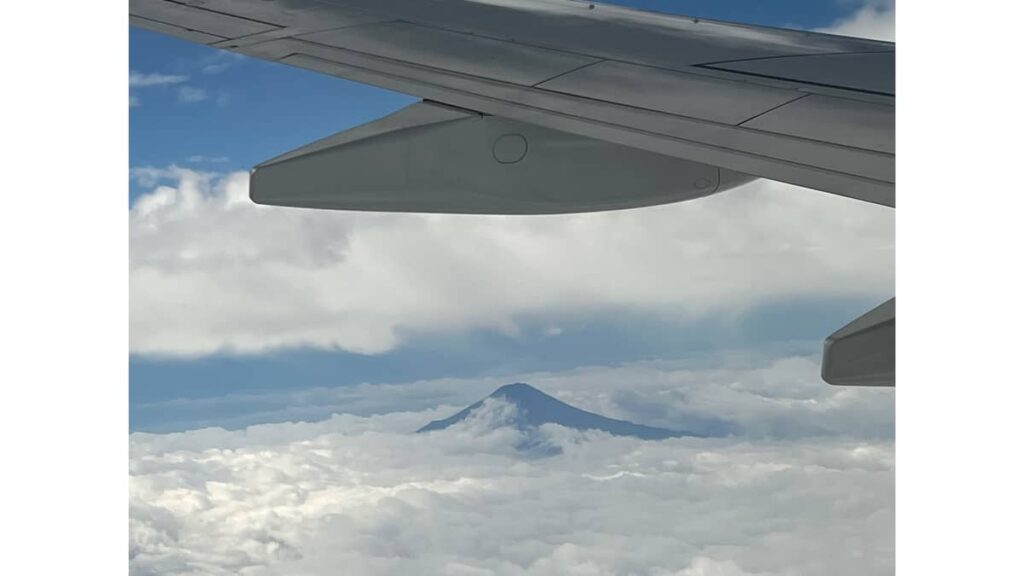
[
  {"xmin": 202, "ymin": 63, "xmax": 231, "ymax": 75},
  {"xmin": 201, "ymin": 51, "xmax": 246, "ymax": 75},
  {"xmin": 129, "ymin": 71, "xmax": 189, "ymax": 88},
  {"xmin": 129, "ymin": 169, "xmax": 893, "ymax": 357},
  {"xmin": 130, "ymin": 386, "xmax": 894, "ymax": 575},
  {"xmin": 129, "ymin": 70, "xmax": 191, "ymax": 108},
  {"xmin": 186, "ymin": 155, "xmax": 230, "ymax": 164},
  {"xmin": 177, "ymin": 86, "xmax": 208, "ymax": 103},
  {"xmin": 820, "ymin": 0, "xmax": 895, "ymax": 41}
]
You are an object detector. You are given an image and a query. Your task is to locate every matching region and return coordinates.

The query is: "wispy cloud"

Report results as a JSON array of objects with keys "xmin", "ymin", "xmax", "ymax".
[
  {"xmin": 128, "ymin": 70, "xmax": 188, "ymax": 88},
  {"xmin": 200, "ymin": 51, "xmax": 246, "ymax": 75},
  {"xmin": 186, "ymin": 155, "xmax": 230, "ymax": 164},
  {"xmin": 177, "ymin": 86, "xmax": 207, "ymax": 103},
  {"xmin": 201, "ymin": 62, "xmax": 232, "ymax": 75},
  {"xmin": 130, "ymin": 70, "xmax": 191, "ymax": 107}
]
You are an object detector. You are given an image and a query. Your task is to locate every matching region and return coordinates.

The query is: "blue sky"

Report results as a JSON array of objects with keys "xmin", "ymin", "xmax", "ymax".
[{"xmin": 129, "ymin": 0, "xmax": 893, "ymax": 432}]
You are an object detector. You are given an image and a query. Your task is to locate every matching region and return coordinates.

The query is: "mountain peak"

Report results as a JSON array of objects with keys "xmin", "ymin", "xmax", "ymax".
[
  {"xmin": 418, "ymin": 383, "xmax": 701, "ymax": 441},
  {"xmin": 491, "ymin": 382, "xmax": 546, "ymax": 399}
]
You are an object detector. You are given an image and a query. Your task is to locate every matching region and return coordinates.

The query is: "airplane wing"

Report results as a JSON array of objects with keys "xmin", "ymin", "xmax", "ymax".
[
  {"xmin": 130, "ymin": 0, "xmax": 896, "ymax": 386},
  {"xmin": 129, "ymin": 0, "xmax": 894, "ymax": 207}
]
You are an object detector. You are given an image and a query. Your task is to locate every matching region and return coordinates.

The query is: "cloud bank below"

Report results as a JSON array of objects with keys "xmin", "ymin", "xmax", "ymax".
[
  {"xmin": 131, "ymin": 355, "xmax": 894, "ymax": 574},
  {"xmin": 131, "ymin": 376, "xmax": 893, "ymax": 576}
]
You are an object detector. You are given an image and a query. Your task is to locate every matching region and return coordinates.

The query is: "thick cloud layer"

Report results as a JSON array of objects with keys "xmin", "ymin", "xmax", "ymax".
[
  {"xmin": 130, "ymin": 169, "xmax": 893, "ymax": 357},
  {"xmin": 130, "ymin": 358, "xmax": 894, "ymax": 575},
  {"xmin": 130, "ymin": 418, "xmax": 893, "ymax": 576}
]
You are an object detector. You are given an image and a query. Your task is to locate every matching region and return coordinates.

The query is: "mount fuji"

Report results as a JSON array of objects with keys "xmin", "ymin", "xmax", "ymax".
[{"xmin": 418, "ymin": 382, "xmax": 701, "ymax": 440}]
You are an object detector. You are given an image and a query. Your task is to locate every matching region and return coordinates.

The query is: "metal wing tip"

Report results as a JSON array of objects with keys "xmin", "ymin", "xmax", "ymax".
[{"xmin": 821, "ymin": 298, "xmax": 895, "ymax": 387}]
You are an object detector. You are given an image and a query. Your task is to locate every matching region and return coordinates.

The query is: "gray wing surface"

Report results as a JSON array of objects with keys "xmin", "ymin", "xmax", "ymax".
[{"xmin": 129, "ymin": 0, "xmax": 895, "ymax": 207}]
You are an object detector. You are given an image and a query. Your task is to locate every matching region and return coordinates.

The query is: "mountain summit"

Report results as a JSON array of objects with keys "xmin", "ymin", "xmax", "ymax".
[{"xmin": 417, "ymin": 383, "xmax": 699, "ymax": 440}]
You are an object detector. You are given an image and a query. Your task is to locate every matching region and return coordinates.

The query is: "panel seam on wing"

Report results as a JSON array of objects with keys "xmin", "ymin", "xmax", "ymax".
[
  {"xmin": 280, "ymin": 51, "xmax": 893, "ymax": 185},
  {"xmin": 736, "ymin": 93, "xmax": 811, "ymax": 127},
  {"xmin": 696, "ymin": 49, "xmax": 895, "ymax": 68}
]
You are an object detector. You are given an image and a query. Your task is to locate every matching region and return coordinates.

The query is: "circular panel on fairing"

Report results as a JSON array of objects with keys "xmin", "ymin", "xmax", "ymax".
[{"xmin": 492, "ymin": 134, "xmax": 528, "ymax": 164}]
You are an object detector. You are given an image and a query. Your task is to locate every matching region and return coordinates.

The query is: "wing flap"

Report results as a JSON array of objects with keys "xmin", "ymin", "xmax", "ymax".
[
  {"xmin": 535, "ymin": 60, "xmax": 802, "ymax": 125},
  {"xmin": 701, "ymin": 52, "xmax": 895, "ymax": 96},
  {"xmin": 741, "ymin": 95, "xmax": 895, "ymax": 154},
  {"xmin": 250, "ymin": 101, "xmax": 752, "ymax": 214}
]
